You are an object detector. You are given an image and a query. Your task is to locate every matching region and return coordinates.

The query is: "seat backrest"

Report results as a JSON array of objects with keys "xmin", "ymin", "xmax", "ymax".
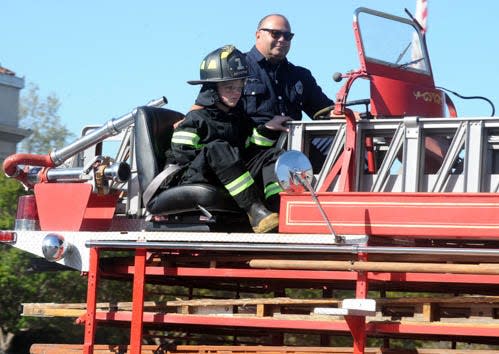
[{"xmin": 134, "ymin": 106, "xmax": 184, "ymax": 194}]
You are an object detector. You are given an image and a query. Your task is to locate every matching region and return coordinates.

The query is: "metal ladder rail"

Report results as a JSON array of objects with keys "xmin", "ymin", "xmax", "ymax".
[
  {"xmin": 315, "ymin": 124, "xmax": 346, "ymax": 191},
  {"xmin": 464, "ymin": 120, "xmax": 486, "ymax": 192},
  {"xmin": 367, "ymin": 117, "xmax": 483, "ymax": 193},
  {"xmin": 430, "ymin": 121, "xmax": 467, "ymax": 192},
  {"xmin": 370, "ymin": 122, "xmax": 405, "ymax": 192},
  {"xmin": 287, "ymin": 120, "xmax": 347, "ymax": 190}
]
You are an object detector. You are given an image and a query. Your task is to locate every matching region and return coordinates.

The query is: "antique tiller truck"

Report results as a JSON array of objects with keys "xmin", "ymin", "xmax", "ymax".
[{"xmin": 2, "ymin": 7, "xmax": 499, "ymax": 354}]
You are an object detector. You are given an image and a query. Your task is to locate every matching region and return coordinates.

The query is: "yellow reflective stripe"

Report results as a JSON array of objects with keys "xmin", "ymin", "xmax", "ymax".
[
  {"xmin": 264, "ymin": 182, "xmax": 282, "ymax": 199},
  {"xmin": 225, "ymin": 171, "xmax": 254, "ymax": 196},
  {"xmin": 207, "ymin": 59, "xmax": 217, "ymax": 69},
  {"xmin": 171, "ymin": 131, "xmax": 203, "ymax": 149},
  {"xmin": 245, "ymin": 137, "xmax": 251, "ymax": 148},
  {"xmin": 249, "ymin": 128, "xmax": 275, "ymax": 147}
]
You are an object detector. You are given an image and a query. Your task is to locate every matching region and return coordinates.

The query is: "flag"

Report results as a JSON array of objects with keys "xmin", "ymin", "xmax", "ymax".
[
  {"xmin": 415, "ymin": 0, "xmax": 428, "ymax": 33},
  {"xmin": 411, "ymin": 0, "xmax": 428, "ymax": 69}
]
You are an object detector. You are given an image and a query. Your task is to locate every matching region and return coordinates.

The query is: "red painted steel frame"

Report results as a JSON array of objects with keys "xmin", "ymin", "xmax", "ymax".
[
  {"xmin": 84, "ymin": 249, "xmax": 499, "ymax": 354},
  {"xmin": 349, "ymin": 251, "xmax": 368, "ymax": 354},
  {"xmin": 89, "ymin": 311, "xmax": 499, "ymax": 338},
  {"xmin": 82, "ymin": 249, "xmax": 375, "ymax": 354},
  {"xmin": 337, "ymin": 109, "xmax": 357, "ymax": 193},
  {"xmin": 369, "ymin": 75, "xmax": 445, "ymax": 117},
  {"xmin": 34, "ymin": 183, "xmax": 117, "ymax": 231},
  {"xmin": 130, "ymin": 248, "xmax": 146, "ymax": 354},
  {"xmin": 279, "ymin": 192, "xmax": 499, "ymax": 239},
  {"xmin": 83, "ymin": 247, "xmax": 99, "ymax": 354},
  {"xmin": 353, "ymin": 11, "xmax": 444, "ymax": 119}
]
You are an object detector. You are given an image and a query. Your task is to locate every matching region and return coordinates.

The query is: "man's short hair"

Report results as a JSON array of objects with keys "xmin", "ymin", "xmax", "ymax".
[{"xmin": 257, "ymin": 14, "xmax": 290, "ymax": 31}]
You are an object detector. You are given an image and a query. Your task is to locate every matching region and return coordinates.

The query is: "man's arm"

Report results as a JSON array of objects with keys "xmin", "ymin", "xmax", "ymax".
[{"xmin": 298, "ymin": 68, "xmax": 334, "ymax": 119}]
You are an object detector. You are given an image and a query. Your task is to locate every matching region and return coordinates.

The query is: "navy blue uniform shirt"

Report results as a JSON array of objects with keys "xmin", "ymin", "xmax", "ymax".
[{"xmin": 242, "ymin": 45, "xmax": 333, "ymax": 125}]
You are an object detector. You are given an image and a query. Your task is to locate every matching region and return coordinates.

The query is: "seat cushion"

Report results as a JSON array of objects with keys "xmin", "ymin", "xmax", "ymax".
[{"xmin": 147, "ymin": 183, "xmax": 241, "ymax": 215}]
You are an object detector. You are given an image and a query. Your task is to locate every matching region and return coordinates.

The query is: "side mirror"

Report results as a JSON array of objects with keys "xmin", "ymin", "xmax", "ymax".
[
  {"xmin": 275, "ymin": 150, "xmax": 314, "ymax": 194},
  {"xmin": 275, "ymin": 150, "xmax": 343, "ymax": 243}
]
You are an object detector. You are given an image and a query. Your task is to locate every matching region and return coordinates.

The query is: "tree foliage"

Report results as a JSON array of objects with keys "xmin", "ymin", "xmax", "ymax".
[
  {"xmin": 0, "ymin": 84, "xmax": 135, "ymax": 353},
  {"xmin": 0, "ymin": 173, "xmax": 26, "ymax": 230},
  {"xmin": 0, "ymin": 84, "xmax": 81, "ymax": 353},
  {"xmin": 0, "ymin": 243, "xmax": 103, "ymax": 353},
  {"xmin": 18, "ymin": 84, "xmax": 73, "ymax": 154}
]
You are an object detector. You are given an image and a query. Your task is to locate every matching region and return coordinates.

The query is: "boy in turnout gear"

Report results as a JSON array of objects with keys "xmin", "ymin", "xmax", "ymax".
[{"xmin": 170, "ymin": 45, "xmax": 289, "ymax": 233}]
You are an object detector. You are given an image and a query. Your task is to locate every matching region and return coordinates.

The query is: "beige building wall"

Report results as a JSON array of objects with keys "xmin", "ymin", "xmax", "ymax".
[{"xmin": 0, "ymin": 67, "xmax": 30, "ymax": 161}]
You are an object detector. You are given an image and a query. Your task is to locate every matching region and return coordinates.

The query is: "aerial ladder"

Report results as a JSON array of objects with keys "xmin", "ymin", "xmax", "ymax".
[{"xmin": 2, "ymin": 7, "xmax": 499, "ymax": 354}]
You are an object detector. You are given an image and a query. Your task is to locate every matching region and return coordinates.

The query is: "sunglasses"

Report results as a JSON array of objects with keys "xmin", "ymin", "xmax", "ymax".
[{"xmin": 259, "ymin": 28, "xmax": 295, "ymax": 41}]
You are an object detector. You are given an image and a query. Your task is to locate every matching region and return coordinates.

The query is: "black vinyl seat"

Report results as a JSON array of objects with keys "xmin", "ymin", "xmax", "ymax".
[{"xmin": 134, "ymin": 106, "xmax": 247, "ymax": 231}]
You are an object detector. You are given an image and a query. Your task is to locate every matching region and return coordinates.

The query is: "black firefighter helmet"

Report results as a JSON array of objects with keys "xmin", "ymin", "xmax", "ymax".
[{"xmin": 187, "ymin": 45, "xmax": 248, "ymax": 85}]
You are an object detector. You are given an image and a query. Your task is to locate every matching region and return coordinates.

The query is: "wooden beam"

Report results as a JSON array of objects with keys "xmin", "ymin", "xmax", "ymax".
[
  {"xmin": 29, "ymin": 344, "xmax": 499, "ymax": 354},
  {"xmin": 249, "ymin": 259, "xmax": 499, "ymax": 275}
]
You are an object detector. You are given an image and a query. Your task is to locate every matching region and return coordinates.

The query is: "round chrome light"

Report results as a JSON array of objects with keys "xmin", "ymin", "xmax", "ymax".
[{"xmin": 42, "ymin": 233, "xmax": 71, "ymax": 262}]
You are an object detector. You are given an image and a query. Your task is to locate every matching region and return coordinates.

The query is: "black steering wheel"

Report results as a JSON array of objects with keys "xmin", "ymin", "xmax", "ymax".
[
  {"xmin": 312, "ymin": 105, "xmax": 335, "ymax": 119},
  {"xmin": 312, "ymin": 99, "xmax": 371, "ymax": 120}
]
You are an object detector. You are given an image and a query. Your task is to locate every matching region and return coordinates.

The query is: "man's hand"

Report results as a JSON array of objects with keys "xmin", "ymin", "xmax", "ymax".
[{"xmin": 265, "ymin": 115, "xmax": 292, "ymax": 132}]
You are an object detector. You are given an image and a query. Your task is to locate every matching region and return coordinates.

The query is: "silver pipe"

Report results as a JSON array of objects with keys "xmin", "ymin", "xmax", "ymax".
[
  {"xmin": 46, "ymin": 168, "xmax": 87, "ymax": 182},
  {"xmin": 84, "ymin": 240, "xmax": 499, "ymax": 257},
  {"xmin": 50, "ymin": 97, "xmax": 167, "ymax": 166},
  {"xmin": 103, "ymin": 162, "xmax": 131, "ymax": 183},
  {"xmin": 36, "ymin": 162, "xmax": 131, "ymax": 183}
]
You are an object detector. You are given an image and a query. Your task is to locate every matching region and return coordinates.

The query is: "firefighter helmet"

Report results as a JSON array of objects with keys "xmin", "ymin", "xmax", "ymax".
[{"xmin": 187, "ymin": 45, "xmax": 249, "ymax": 85}]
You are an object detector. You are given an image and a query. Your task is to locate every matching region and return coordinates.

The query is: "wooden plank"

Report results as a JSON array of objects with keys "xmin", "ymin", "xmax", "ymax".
[
  {"xmin": 422, "ymin": 302, "xmax": 435, "ymax": 322},
  {"xmin": 256, "ymin": 303, "xmax": 265, "ymax": 317},
  {"xmin": 29, "ymin": 344, "xmax": 499, "ymax": 354},
  {"xmin": 166, "ymin": 297, "xmax": 341, "ymax": 306},
  {"xmin": 376, "ymin": 296, "xmax": 499, "ymax": 305},
  {"xmin": 22, "ymin": 301, "xmax": 167, "ymax": 310},
  {"xmin": 22, "ymin": 296, "xmax": 499, "ymax": 323},
  {"xmin": 23, "ymin": 307, "xmax": 86, "ymax": 317},
  {"xmin": 30, "ymin": 344, "xmax": 367, "ymax": 353},
  {"xmin": 22, "ymin": 301, "xmax": 169, "ymax": 317},
  {"xmin": 249, "ymin": 259, "xmax": 499, "ymax": 275},
  {"xmin": 30, "ymin": 344, "xmax": 159, "ymax": 354},
  {"xmin": 179, "ymin": 305, "xmax": 189, "ymax": 315}
]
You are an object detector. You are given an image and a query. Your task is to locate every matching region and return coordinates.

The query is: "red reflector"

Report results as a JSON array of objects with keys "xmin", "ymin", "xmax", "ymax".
[
  {"xmin": 16, "ymin": 195, "xmax": 38, "ymax": 220},
  {"xmin": 0, "ymin": 231, "xmax": 17, "ymax": 243},
  {"xmin": 15, "ymin": 195, "xmax": 39, "ymax": 230}
]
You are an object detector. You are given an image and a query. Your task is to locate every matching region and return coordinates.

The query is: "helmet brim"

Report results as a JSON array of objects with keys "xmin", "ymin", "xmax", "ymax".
[{"xmin": 187, "ymin": 76, "xmax": 248, "ymax": 85}]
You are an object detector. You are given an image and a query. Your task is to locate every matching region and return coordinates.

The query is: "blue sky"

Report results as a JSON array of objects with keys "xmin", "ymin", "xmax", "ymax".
[{"xmin": 2, "ymin": 1, "xmax": 498, "ymax": 138}]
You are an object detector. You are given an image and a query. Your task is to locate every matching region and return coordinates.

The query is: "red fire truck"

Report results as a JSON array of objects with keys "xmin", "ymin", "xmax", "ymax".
[{"xmin": 2, "ymin": 7, "xmax": 498, "ymax": 354}]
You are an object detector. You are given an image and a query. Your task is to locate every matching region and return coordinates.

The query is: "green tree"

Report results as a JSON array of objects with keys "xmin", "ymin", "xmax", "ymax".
[
  {"xmin": 19, "ymin": 83, "xmax": 73, "ymax": 153},
  {"xmin": 0, "ymin": 173, "xmax": 25, "ymax": 352},
  {"xmin": 0, "ymin": 173, "xmax": 25, "ymax": 230},
  {"xmin": 0, "ymin": 84, "xmax": 79, "ymax": 354},
  {"xmin": 0, "ymin": 84, "xmax": 132, "ymax": 353}
]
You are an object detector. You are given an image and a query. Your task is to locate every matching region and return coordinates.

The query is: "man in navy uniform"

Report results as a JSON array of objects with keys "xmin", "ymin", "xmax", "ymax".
[{"xmin": 242, "ymin": 14, "xmax": 337, "ymax": 166}]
